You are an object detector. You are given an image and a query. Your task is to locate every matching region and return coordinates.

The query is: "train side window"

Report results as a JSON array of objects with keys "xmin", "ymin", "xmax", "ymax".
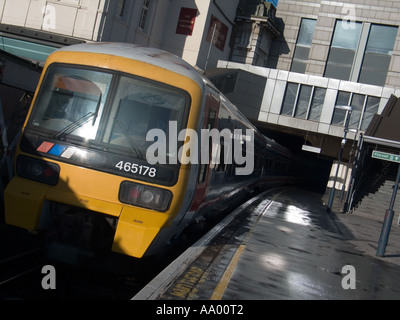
[
  {"xmin": 207, "ymin": 109, "xmax": 217, "ymax": 130},
  {"xmin": 199, "ymin": 93, "xmax": 219, "ymax": 183},
  {"xmin": 198, "ymin": 163, "xmax": 207, "ymax": 183},
  {"xmin": 217, "ymin": 139, "xmax": 225, "ymax": 172},
  {"xmin": 199, "ymin": 111, "xmax": 216, "ymax": 182}
]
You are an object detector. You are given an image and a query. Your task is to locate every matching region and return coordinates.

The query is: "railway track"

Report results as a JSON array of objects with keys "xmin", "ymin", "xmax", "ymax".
[
  {"xmin": 0, "ymin": 248, "xmax": 156, "ymax": 299},
  {"xmin": 0, "ymin": 227, "xmax": 188, "ymax": 299},
  {"xmin": 0, "ymin": 248, "xmax": 45, "ymax": 299},
  {"xmin": 0, "ymin": 192, "xmax": 261, "ymax": 299},
  {"xmin": 0, "ymin": 223, "xmax": 226, "ymax": 299}
]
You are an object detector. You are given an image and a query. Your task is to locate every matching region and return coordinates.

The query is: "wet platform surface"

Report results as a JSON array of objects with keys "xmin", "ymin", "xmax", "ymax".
[{"xmin": 134, "ymin": 188, "xmax": 400, "ymax": 300}]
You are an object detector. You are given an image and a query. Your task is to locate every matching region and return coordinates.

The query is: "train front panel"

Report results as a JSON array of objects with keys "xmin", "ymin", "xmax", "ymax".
[{"xmin": 4, "ymin": 45, "xmax": 204, "ymax": 258}]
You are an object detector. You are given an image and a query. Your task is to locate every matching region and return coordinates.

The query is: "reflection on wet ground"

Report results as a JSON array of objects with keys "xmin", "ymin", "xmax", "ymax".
[
  {"xmin": 222, "ymin": 188, "xmax": 400, "ymax": 299},
  {"xmin": 136, "ymin": 188, "xmax": 400, "ymax": 300}
]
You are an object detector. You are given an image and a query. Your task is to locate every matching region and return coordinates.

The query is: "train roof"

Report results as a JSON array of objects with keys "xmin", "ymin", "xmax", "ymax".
[{"xmin": 54, "ymin": 42, "xmax": 206, "ymax": 88}]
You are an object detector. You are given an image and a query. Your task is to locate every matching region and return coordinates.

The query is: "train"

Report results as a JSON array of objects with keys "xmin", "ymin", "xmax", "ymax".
[{"xmin": 4, "ymin": 42, "xmax": 293, "ymax": 260}]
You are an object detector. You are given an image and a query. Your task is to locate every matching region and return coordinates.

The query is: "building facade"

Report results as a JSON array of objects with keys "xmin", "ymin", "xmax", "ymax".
[
  {"xmin": 230, "ymin": 0, "xmax": 281, "ymax": 67},
  {"xmin": 267, "ymin": 0, "xmax": 400, "ymax": 199},
  {"xmin": 210, "ymin": 0, "xmax": 400, "ymax": 209},
  {"xmin": 268, "ymin": 0, "xmax": 400, "ymax": 88},
  {"xmin": 213, "ymin": 1, "xmax": 400, "ymax": 148},
  {"xmin": 0, "ymin": 0, "xmax": 239, "ymax": 69}
]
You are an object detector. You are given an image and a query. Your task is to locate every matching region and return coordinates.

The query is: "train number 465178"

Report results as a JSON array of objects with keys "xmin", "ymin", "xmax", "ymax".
[{"xmin": 115, "ymin": 161, "xmax": 157, "ymax": 178}]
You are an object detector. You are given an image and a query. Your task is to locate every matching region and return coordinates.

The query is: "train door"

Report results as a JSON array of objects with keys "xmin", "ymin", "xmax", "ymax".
[{"xmin": 189, "ymin": 92, "xmax": 220, "ymax": 212}]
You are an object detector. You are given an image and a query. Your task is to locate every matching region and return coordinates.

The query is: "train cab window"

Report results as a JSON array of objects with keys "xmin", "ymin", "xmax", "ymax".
[
  {"xmin": 28, "ymin": 65, "xmax": 113, "ymax": 140},
  {"xmin": 103, "ymin": 75, "xmax": 189, "ymax": 159},
  {"xmin": 27, "ymin": 64, "xmax": 190, "ymax": 163}
]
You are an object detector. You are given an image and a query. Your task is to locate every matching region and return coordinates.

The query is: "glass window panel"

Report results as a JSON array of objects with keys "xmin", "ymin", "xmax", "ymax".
[
  {"xmin": 359, "ymin": 25, "xmax": 398, "ymax": 86},
  {"xmin": 292, "ymin": 46, "xmax": 310, "ymax": 73},
  {"xmin": 139, "ymin": 0, "xmax": 151, "ymax": 30},
  {"xmin": 325, "ymin": 47, "xmax": 355, "ymax": 80},
  {"xmin": 291, "ymin": 19, "xmax": 316, "ymax": 73},
  {"xmin": 361, "ymin": 53, "xmax": 392, "ymax": 69},
  {"xmin": 358, "ymin": 53, "xmax": 392, "ymax": 86},
  {"xmin": 336, "ymin": 91, "xmax": 351, "ymax": 106},
  {"xmin": 309, "ymin": 87, "xmax": 326, "ymax": 121},
  {"xmin": 325, "ymin": 20, "xmax": 362, "ymax": 80},
  {"xmin": 366, "ymin": 25, "xmax": 398, "ymax": 55},
  {"xmin": 361, "ymin": 96, "xmax": 380, "ymax": 130},
  {"xmin": 117, "ymin": 0, "xmax": 127, "ymax": 17},
  {"xmin": 331, "ymin": 21, "xmax": 362, "ymax": 50},
  {"xmin": 332, "ymin": 91, "xmax": 351, "ymax": 125},
  {"xmin": 297, "ymin": 19, "xmax": 317, "ymax": 46},
  {"xmin": 349, "ymin": 93, "xmax": 365, "ymax": 129},
  {"xmin": 281, "ymin": 83, "xmax": 299, "ymax": 116},
  {"xmin": 332, "ymin": 108, "xmax": 347, "ymax": 126},
  {"xmin": 290, "ymin": 60, "xmax": 307, "ymax": 74},
  {"xmin": 294, "ymin": 85, "xmax": 312, "ymax": 119},
  {"xmin": 293, "ymin": 45, "xmax": 311, "ymax": 61}
]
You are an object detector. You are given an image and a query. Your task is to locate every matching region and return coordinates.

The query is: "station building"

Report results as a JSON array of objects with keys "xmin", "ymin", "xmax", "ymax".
[
  {"xmin": 210, "ymin": 0, "xmax": 400, "ymax": 217},
  {"xmin": 1, "ymin": 0, "xmax": 400, "ymax": 216}
]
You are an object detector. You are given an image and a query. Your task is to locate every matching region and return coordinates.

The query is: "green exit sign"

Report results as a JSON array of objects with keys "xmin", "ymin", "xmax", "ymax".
[{"xmin": 372, "ymin": 150, "xmax": 400, "ymax": 163}]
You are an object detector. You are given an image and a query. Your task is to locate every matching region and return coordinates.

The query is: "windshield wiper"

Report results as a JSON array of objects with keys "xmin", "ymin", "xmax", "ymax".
[
  {"xmin": 114, "ymin": 119, "xmax": 144, "ymax": 160},
  {"xmin": 54, "ymin": 95, "xmax": 102, "ymax": 140},
  {"xmin": 54, "ymin": 112, "xmax": 95, "ymax": 140}
]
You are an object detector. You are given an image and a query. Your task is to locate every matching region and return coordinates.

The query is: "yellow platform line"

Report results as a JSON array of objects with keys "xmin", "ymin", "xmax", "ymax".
[{"xmin": 210, "ymin": 244, "xmax": 246, "ymax": 300}]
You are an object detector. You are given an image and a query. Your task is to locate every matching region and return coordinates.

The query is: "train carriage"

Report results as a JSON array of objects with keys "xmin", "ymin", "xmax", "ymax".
[{"xmin": 4, "ymin": 43, "xmax": 291, "ymax": 259}]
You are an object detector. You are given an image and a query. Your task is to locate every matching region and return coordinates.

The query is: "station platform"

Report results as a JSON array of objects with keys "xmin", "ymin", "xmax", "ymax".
[{"xmin": 133, "ymin": 188, "xmax": 400, "ymax": 300}]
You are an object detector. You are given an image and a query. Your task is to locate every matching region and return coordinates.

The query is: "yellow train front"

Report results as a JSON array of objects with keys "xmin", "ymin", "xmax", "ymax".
[
  {"xmin": 5, "ymin": 43, "xmax": 293, "ymax": 261},
  {"xmin": 4, "ymin": 43, "xmax": 205, "ymax": 259}
]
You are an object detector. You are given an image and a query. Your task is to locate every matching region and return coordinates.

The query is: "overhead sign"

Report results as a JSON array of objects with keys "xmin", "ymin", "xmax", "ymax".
[{"xmin": 372, "ymin": 150, "xmax": 400, "ymax": 163}]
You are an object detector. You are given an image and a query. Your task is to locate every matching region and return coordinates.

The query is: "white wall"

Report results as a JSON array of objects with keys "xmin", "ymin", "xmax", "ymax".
[
  {"xmin": 0, "ymin": 0, "xmax": 103, "ymax": 41},
  {"xmin": 159, "ymin": 0, "xmax": 202, "ymax": 66},
  {"xmin": 195, "ymin": 0, "xmax": 238, "ymax": 70},
  {"xmin": 159, "ymin": 0, "xmax": 239, "ymax": 69}
]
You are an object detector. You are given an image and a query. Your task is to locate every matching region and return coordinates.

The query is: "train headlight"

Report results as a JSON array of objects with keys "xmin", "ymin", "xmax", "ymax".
[
  {"xmin": 16, "ymin": 155, "xmax": 60, "ymax": 186},
  {"xmin": 31, "ymin": 163, "xmax": 44, "ymax": 176},
  {"xmin": 119, "ymin": 181, "xmax": 172, "ymax": 212},
  {"xmin": 141, "ymin": 190, "xmax": 155, "ymax": 204}
]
